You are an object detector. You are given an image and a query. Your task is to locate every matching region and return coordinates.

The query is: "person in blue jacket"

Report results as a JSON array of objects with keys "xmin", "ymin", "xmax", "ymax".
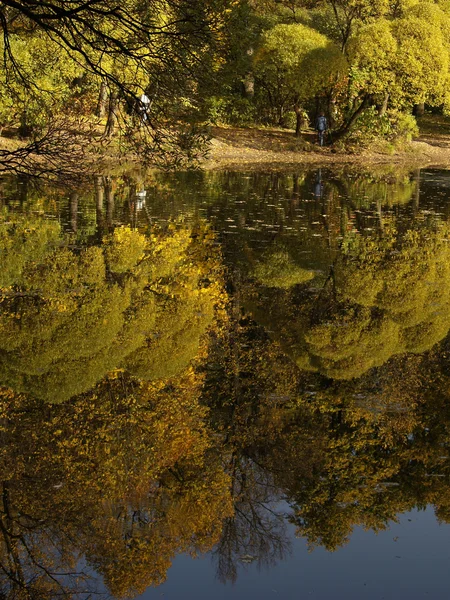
[{"xmin": 315, "ymin": 113, "xmax": 327, "ymax": 146}]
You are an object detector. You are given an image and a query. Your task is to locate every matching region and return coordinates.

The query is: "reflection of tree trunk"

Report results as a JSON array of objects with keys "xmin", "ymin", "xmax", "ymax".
[
  {"xmin": 320, "ymin": 183, "xmax": 334, "ymax": 250},
  {"xmin": 293, "ymin": 174, "xmax": 299, "ymax": 197},
  {"xmin": 331, "ymin": 408, "xmax": 343, "ymax": 427},
  {"xmin": 376, "ymin": 196, "xmax": 383, "ymax": 234},
  {"xmin": 104, "ymin": 90, "xmax": 119, "ymax": 138},
  {"xmin": 94, "ymin": 176, "xmax": 105, "ymax": 238},
  {"xmin": 129, "ymin": 182, "xmax": 137, "ymax": 227},
  {"xmin": 340, "ymin": 206, "xmax": 349, "ymax": 239},
  {"xmin": 95, "ymin": 79, "xmax": 108, "ymax": 118},
  {"xmin": 18, "ymin": 177, "xmax": 28, "ymax": 205},
  {"xmin": 413, "ymin": 169, "xmax": 420, "ymax": 217},
  {"xmin": 69, "ymin": 191, "xmax": 79, "ymax": 233},
  {"xmin": 1, "ymin": 482, "xmax": 26, "ymax": 591},
  {"xmin": 104, "ymin": 176, "xmax": 114, "ymax": 228}
]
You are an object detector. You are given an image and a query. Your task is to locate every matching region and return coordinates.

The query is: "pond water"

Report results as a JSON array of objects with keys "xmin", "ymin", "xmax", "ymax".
[{"xmin": 2, "ymin": 166, "xmax": 450, "ymax": 598}]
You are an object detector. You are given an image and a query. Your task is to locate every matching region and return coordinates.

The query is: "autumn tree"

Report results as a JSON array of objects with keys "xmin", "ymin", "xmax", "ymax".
[
  {"xmin": 245, "ymin": 213, "xmax": 450, "ymax": 380},
  {"xmin": 254, "ymin": 22, "xmax": 346, "ymax": 133},
  {"xmin": 0, "ymin": 217, "xmax": 224, "ymax": 402},
  {"xmin": 200, "ymin": 295, "xmax": 450, "ymax": 555},
  {"xmin": 0, "ymin": 370, "xmax": 233, "ymax": 598},
  {"xmin": 0, "ymin": 0, "xmax": 236, "ymax": 171}
]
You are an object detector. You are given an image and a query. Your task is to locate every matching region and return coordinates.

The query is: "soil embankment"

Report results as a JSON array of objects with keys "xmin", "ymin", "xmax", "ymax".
[
  {"xmin": 2, "ymin": 115, "xmax": 450, "ymax": 176},
  {"xmin": 203, "ymin": 121, "xmax": 450, "ymax": 171}
]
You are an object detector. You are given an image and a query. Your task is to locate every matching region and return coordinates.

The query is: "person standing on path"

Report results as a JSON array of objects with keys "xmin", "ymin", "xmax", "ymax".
[
  {"xmin": 138, "ymin": 93, "xmax": 150, "ymax": 124},
  {"xmin": 315, "ymin": 113, "xmax": 328, "ymax": 146}
]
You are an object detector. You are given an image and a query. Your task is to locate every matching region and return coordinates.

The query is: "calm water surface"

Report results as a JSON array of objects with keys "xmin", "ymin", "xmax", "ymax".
[{"xmin": 2, "ymin": 166, "xmax": 450, "ymax": 599}]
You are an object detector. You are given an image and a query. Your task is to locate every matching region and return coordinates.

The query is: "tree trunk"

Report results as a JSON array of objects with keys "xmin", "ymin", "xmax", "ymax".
[
  {"xmin": 18, "ymin": 109, "xmax": 31, "ymax": 138},
  {"xmin": 278, "ymin": 106, "xmax": 284, "ymax": 126},
  {"xmin": 104, "ymin": 90, "xmax": 119, "ymax": 138},
  {"xmin": 294, "ymin": 104, "xmax": 303, "ymax": 137},
  {"xmin": 413, "ymin": 102, "xmax": 425, "ymax": 117},
  {"xmin": 376, "ymin": 197, "xmax": 384, "ymax": 234},
  {"xmin": 334, "ymin": 95, "xmax": 370, "ymax": 140},
  {"xmin": 69, "ymin": 191, "xmax": 79, "ymax": 233},
  {"xmin": 328, "ymin": 95, "xmax": 338, "ymax": 129},
  {"xmin": 378, "ymin": 92, "xmax": 389, "ymax": 116},
  {"xmin": 243, "ymin": 73, "xmax": 254, "ymax": 98},
  {"xmin": 95, "ymin": 79, "xmax": 108, "ymax": 118},
  {"xmin": 292, "ymin": 174, "xmax": 299, "ymax": 196}
]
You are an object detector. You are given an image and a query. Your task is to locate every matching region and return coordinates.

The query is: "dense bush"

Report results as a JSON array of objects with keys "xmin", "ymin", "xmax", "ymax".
[
  {"xmin": 343, "ymin": 107, "xmax": 419, "ymax": 149},
  {"xmin": 203, "ymin": 96, "xmax": 256, "ymax": 126}
]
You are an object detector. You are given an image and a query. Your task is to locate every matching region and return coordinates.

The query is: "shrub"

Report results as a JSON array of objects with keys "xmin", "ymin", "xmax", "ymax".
[
  {"xmin": 203, "ymin": 96, "xmax": 256, "ymax": 126},
  {"xmin": 344, "ymin": 107, "xmax": 419, "ymax": 149}
]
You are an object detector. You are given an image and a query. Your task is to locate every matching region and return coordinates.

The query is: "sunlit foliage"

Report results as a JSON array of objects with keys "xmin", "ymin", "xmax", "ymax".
[{"xmin": 0, "ymin": 218, "xmax": 224, "ymax": 402}]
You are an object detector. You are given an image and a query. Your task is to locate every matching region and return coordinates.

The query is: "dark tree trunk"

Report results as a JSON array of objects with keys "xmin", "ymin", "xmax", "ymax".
[
  {"xmin": 327, "ymin": 94, "xmax": 337, "ymax": 128},
  {"xmin": 277, "ymin": 106, "xmax": 284, "ymax": 126},
  {"xmin": 378, "ymin": 92, "xmax": 389, "ymax": 116},
  {"xmin": 95, "ymin": 79, "xmax": 108, "ymax": 118},
  {"xmin": 104, "ymin": 90, "xmax": 119, "ymax": 138},
  {"xmin": 315, "ymin": 96, "xmax": 321, "ymax": 121},
  {"xmin": 18, "ymin": 110, "xmax": 32, "ymax": 138},
  {"xmin": 413, "ymin": 102, "xmax": 425, "ymax": 117},
  {"xmin": 69, "ymin": 191, "xmax": 79, "ymax": 233},
  {"xmin": 333, "ymin": 95, "xmax": 370, "ymax": 141},
  {"xmin": 294, "ymin": 104, "xmax": 303, "ymax": 137}
]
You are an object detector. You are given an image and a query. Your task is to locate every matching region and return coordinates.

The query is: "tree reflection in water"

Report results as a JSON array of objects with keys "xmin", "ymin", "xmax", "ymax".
[{"xmin": 2, "ymin": 170, "xmax": 450, "ymax": 597}]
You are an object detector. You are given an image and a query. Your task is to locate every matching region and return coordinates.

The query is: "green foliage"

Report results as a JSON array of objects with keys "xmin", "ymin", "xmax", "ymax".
[
  {"xmin": 343, "ymin": 3, "xmax": 450, "ymax": 142},
  {"xmin": 0, "ymin": 220, "xmax": 224, "ymax": 403},
  {"xmin": 252, "ymin": 248, "xmax": 315, "ymax": 289},
  {"xmin": 104, "ymin": 226, "xmax": 147, "ymax": 273},
  {"xmin": 0, "ymin": 216, "xmax": 62, "ymax": 287},
  {"xmin": 343, "ymin": 107, "xmax": 419, "ymax": 147},
  {"xmin": 247, "ymin": 216, "xmax": 450, "ymax": 381},
  {"xmin": 0, "ymin": 33, "xmax": 80, "ymax": 133},
  {"xmin": 203, "ymin": 96, "xmax": 257, "ymax": 126},
  {"xmin": 392, "ymin": 14, "xmax": 450, "ymax": 107},
  {"xmin": 254, "ymin": 22, "xmax": 346, "ymax": 117},
  {"xmin": 347, "ymin": 19, "xmax": 397, "ymax": 98}
]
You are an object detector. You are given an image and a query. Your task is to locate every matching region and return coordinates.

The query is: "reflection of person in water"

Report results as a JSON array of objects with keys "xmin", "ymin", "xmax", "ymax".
[{"xmin": 314, "ymin": 169, "xmax": 323, "ymax": 199}]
